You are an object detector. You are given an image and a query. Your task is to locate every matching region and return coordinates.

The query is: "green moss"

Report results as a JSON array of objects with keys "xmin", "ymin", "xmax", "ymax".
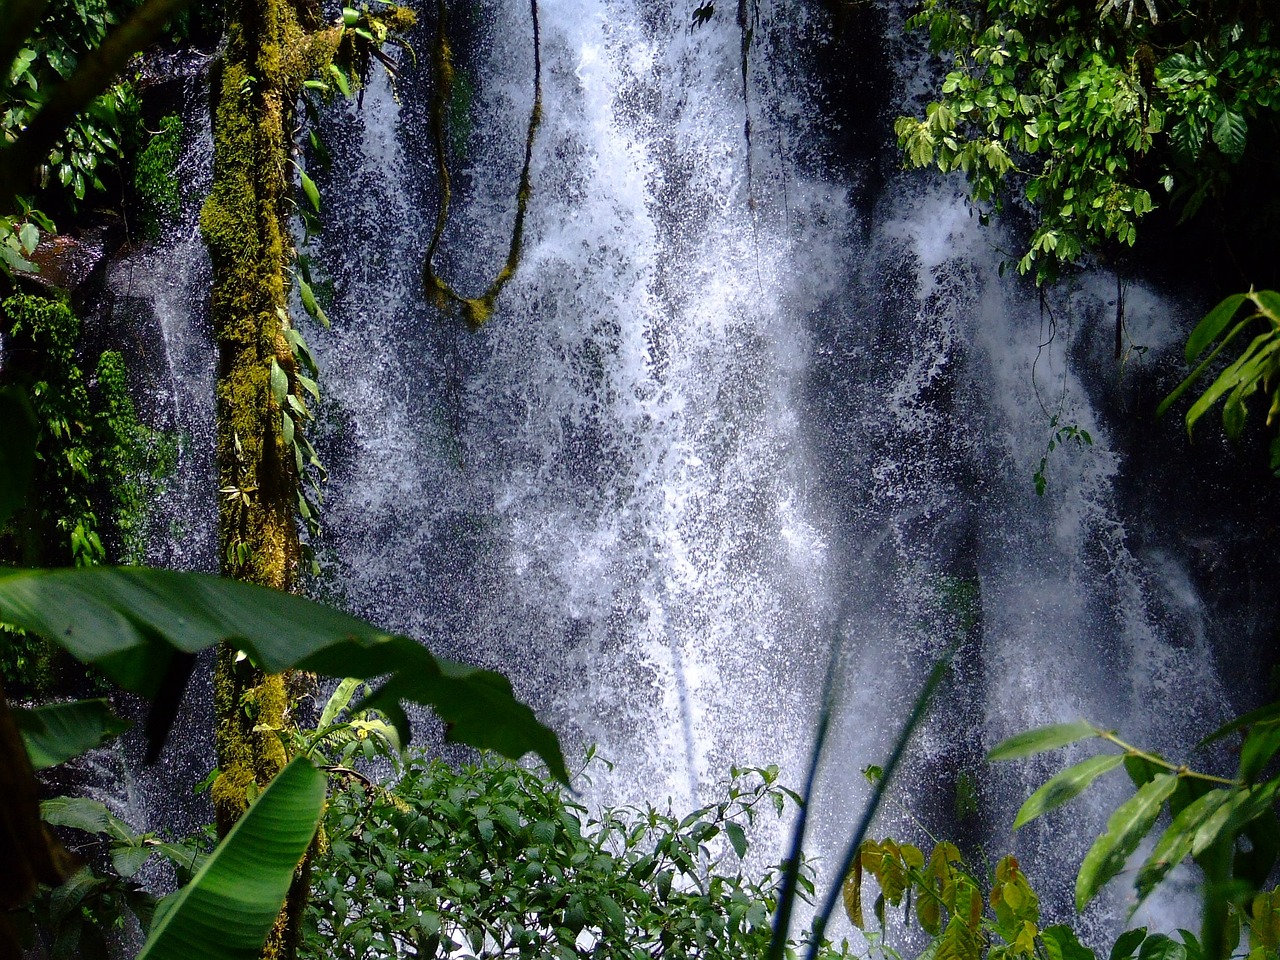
[
  {"xmin": 133, "ymin": 113, "xmax": 183, "ymax": 238},
  {"xmin": 202, "ymin": 7, "xmax": 416, "ymax": 954},
  {"xmin": 386, "ymin": 5, "xmax": 418, "ymax": 33}
]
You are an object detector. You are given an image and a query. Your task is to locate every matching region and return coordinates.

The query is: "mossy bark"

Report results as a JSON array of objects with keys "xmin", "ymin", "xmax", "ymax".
[
  {"xmin": 201, "ymin": 2, "xmax": 334, "ymax": 957},
  {"xmin": 202, "ymin": 4, "xmax": 416, "ymax": 956}
]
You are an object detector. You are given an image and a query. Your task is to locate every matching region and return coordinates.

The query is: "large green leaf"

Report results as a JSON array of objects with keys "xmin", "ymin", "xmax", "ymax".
[
  {"xmin": 14, "ymin": 700, "xmax": 129, "ymax": 769},
  {"xmin": 1076, "ymin": 773, "xmax": 1179, "ymax": 911},
  {"xmin": 0, "ymin": 567, "xmax": 567, "ymax": 781},
  {"xmin": 1211, "ymin": 109, "xmax": 1247, "ymax": 159},
  {"xmin": 988, "ymin": 721, "xmax": 1099, "ymax": 762},
  {"xmin": 41, "ymin": 796, "xmax": 135, "ymax": 841},
  {"xmin": 1013, "ymin": 753, "xmax": 1125, "ymax": 829},
  {"xmin": 1184, "ymin": 294, "xmax": 1247, "ymax": 362},
  {"xmin": 137, "ymin": 756, "xmax": 326, "ymax": 960}
]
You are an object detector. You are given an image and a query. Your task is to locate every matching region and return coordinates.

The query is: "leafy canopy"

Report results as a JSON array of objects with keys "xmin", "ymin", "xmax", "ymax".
[{"xmin": 896, "ymin": 0, "xmax": 1280, "ymax": 281}]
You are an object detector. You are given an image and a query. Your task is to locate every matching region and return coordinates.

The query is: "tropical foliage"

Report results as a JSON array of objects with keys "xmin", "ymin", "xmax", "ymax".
[
  {"xmin": 988, "ymin": 712, "xmax": 1280, "ymax": 960},
  {"xmin": 895, "ymin": 0, "xmax": 1280, "ymax": 280},
  {"xmin": 1157, "ymin": 289, "xmax": 1280, "ymax": 473},
  {"xmin": 304, "ymin": 747, "xmax": 845, "ymax": 960}
]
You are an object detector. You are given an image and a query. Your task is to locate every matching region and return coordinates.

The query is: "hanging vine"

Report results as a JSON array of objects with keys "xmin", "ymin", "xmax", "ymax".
[{"xmin": 423, "ymin": 0, "xmax": 541, "ymax": 330}]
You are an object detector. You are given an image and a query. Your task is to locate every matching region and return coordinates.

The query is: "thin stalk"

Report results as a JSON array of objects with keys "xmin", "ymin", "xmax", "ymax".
[
  {"xmin": 1097, "ymin": 731, "xmax": 1240, "ymax": 786},
  {"xmin": 766, "ymin": 617, "xmax": 845, "ymax": 960},
  {"xmin": 804, "ymin": 652, "xmax": 953, "ymax": 960}
]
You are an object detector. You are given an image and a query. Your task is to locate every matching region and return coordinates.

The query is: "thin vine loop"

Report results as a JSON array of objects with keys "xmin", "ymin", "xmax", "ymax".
[{"xmin": 423, "ymin": 0, "xmax": 542, "ymax": 330}]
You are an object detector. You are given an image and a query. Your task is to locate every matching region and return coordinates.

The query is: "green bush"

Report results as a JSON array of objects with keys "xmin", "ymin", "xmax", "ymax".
[
  {"xmin": 303, "ymin": 749, "xmax": 849, "ymax": 960},
  {"xmin": 895, "ymin": 0, "xmax": 1280, "ymax": 281}
]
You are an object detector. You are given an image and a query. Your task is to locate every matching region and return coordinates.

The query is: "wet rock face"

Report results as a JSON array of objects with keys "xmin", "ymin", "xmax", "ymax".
[{"xmin": 25, "ymin": 230, "xmax": 107, "ymax": 294}]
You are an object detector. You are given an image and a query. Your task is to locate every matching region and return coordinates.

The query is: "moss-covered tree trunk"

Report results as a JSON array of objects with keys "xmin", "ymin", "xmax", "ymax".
[{"xmin": 201, "ymin": 2, "xmax": 341, "ymax": 957}]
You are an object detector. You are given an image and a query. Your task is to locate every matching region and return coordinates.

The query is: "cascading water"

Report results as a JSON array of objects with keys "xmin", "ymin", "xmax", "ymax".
[
  {"xmin": 92, "ymin": 67, "xmax": 219, "ymax": 839},
  {"xmin": 111, "ymin": 0, "xmax": 1280, "ymax": 942}
]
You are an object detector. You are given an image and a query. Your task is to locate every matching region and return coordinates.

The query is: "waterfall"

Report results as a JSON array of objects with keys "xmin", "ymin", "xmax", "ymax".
[
  {"xmin": 99, "ymin": 68, "xmax": 218, "ymax": 840},
  {"xmin": 106, "ymin": 0, "xmax": 1280, "ymax": 941}
]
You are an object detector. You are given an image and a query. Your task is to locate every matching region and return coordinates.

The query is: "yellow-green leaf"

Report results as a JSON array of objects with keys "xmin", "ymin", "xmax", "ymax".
[
  {"xmin": 299, "ymin": 170, "xmax": 320, "ymax": 214},
  {"xmin": 988, "ymin": 721, "xmax": 1099, "ymax": 762},
  {"xmin": 1013, "ymin": 753, "xmax": 1125, "ymax": 829}
]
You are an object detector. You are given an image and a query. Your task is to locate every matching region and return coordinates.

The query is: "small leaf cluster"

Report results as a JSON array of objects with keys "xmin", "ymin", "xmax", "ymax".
[
  {"xmin": 991, "ymin": 710, "xmax": 1280, "ymax": 959},
  {"xmin": 15, "ymin": 796, "xmax": 209, "ymax": 960},
  {"xmin": 895, "ymin": 0, "xmax": 1280, "ymax": 281},
  {"xmin": 0, "ymin": 201, "xmax": 54, "ymax": 276},
  {"xmin": 845, "ymin": 834, "xmax": 1242, "ymax": 960},
  {"xmin": 1032, "ymin": 415, "xmax": 1093, "ymax": 497},
  {"xmin": 846, "ymin": 837, "xmax": 1072, "ymax": 960},
  {"xmin": 1157, "ymin": 289, "xmax": 1280, "ymax": 473},
  {"xmin": 303, "ymin": 750, "xmax": 843, "ymax": 960}
]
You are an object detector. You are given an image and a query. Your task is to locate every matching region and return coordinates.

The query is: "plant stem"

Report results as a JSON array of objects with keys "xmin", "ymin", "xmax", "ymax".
[{"xmin": 1096, "ymin": 731, "xmax": 1240, "ymax": 786}]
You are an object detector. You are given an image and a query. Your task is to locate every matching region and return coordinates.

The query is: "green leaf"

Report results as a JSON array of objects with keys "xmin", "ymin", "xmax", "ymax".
[
  {"xmin": 0, "ymin": 567, "xmax": 567, "ymax": 781},
  {"xmin": 42, "ymin": 796, "xmax": 134, "ymax": 842},
  {"xmin": 1184, "ymin": 294, "xmax": 1248, "ymax": 362},
  {"xmin": 1252, "ymin": 290, "xmax": 1280, "ymax": 323},
  {"xmin": 319, "ymin": 678, "xmax": 362, "ymax": 730},
  {"xmin": 269, "ymin": 359, "xmax": 288, "ymax": 406},
  {"xmin": 14, "ymin": 699, "xmax": 130, "ymax": 769},
  {"xmin": 1239, "ymin": 722, "xmax": 1280, "ymax": 783},
  {"xmin": 1211, "ymin": 110, "xmax": 1247, "ymax": 158},
  {"xmin": 1043, "ymin": 925, "xmax": 1097, "ymax": 960},
  {"xmin": 0, "ymin": 386, "xmax": 38, "ymax": 528},
  {"xmin": 112, "ymin": 843, "xmax": 153, "ymax": 878},
  {"xmin": 1137, "ymin": 934, "xmax": 1187, "ymax": 960},
  {"xmin": 1076, "ymin": 773, "xmax": 1179, "ymax": 911},
  {"xmin": 1199, "ymin": 701, "xmax": 1280, "ymax": 747},
  {"xmin": 297, "ymin": 278, "xmax": 329, "ymax": 328},
  {"xmin": 988, "ymin": 721, "xmax": 1099, "ymax": 761},
  {"xmin": 725, "ymin": 820, "xmax": 748, "ymax": 859},
  {"xmin": 1110, "ymin": 928, "xmax": 1149, "ymax": 960},
  {"xmin": 18, "ymin": 221, "xmax": 39, "ymax": 254},
  {"xmin": 1013, "ymin": 753, "xmax": 1125, "ymax": 829},
  {"xmin": 1134, "ymin": 789, "xmax": 1233, "ymax": 902},
  {"xmin": 1184, "ymin": 331, "xmax": 1276, "ymax": 432},
  {"xmin": 137, "ymin": 756, "xmax": 326, "ymax": 960},
  {"xmin": 299, "ymin": 170, "xmax": 320, "ymax": 214},
  {"xmin": 328, "ymin": 63, "xmax": 351, "ymax": 97},
  {"xmin": 1158, "ymin": 318, "xmax": 1257, "ymax": 422}
]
